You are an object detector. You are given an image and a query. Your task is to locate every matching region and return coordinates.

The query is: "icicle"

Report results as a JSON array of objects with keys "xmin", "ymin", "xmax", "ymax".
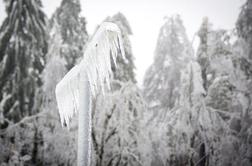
[{"xmin": 55, "ymin": 22, "xmax": 125, "ymax": 126}]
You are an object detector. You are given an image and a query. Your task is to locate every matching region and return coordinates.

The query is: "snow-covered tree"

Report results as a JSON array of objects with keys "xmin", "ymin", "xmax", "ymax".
[
  {"xmin": 201, "ymin": 29, "xmax": 236, "ymax": 111},
  {"xmin": 196, "ymin": 18, "xmax": 234, "ymax": 92},
  {"xmin": 0, "ymin": 31, "xmax": 70, "ymax": 165},
  {"xmin": 142, "ymin": 14, "xmax": 248, "ymax": 166},
  {"xmin": 0, "ymin": 0, "xmax": 48, "ymax": 126},
  {"xmin": 49, "ymin": 0, "xmax": 88, "ymax": 70},
  {"xmin": 228, "ymin": 0, "xmax": 252, "ymax": 165},
  {"xmin": 143, "ymin": 15, "xmax": 193, "ymax": 112},
  {"xmin": 237, "ymin": 0, "xmax": 252, "ymax": 61},
  {"xmin": 88, "ymin": 14, "xmax": 147, "ymax": 166},
  {"xmin": 195, "ymin": 18, "xmax": 242, "ymax": 120},
  {"xmin": 92, "ymin": 81, "xmax": 147, "ymax": 166},
  {"xmin": 196, "ymin": 17, "xmax": 211, "ymax": 91},
  {"xmin": 105, "ymin": 12, "xmax": 136, "ymax": 83},
  {"xmin": 148, "ymin": 60, "xmax": 236, "ymax": 166}
]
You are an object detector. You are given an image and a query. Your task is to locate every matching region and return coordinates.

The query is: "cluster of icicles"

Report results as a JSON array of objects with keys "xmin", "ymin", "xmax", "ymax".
[{"xmin": 55, "ymin": 22, "xmax": 125, "ymax": 127}]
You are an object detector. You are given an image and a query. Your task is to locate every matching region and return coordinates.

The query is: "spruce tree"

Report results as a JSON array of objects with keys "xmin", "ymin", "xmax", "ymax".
[
  {"xmin": 105, "ymin": 12, "xmax": 136, "ymax": 83},
  {"xmin": 196, "ymin": 17, "xmax": 211, "ymax": 91},
  {"xmin": 237, "ymin": 0, "xmax": 252, "ymax": 61},
  {"xmin": 197, "ymin": 18, "xmax": 234, "ymax": 93},
  {"xmin": 233, "ymin": 0, "xmax": 252, "ymax": 165},
  {"xmin": 91, "ymin": 14, "xmax": 144, "ymax": 166},
  {"xmin": 143, "ymin": 15, "xmax": 193, "ymax": 112},
  {"xmin": 0, "ymin": 0, "xmax": 47, "ymax": 125},
  {"xmin": 49, "ymin": 0, "xmax": 88, "ymax": 70}
]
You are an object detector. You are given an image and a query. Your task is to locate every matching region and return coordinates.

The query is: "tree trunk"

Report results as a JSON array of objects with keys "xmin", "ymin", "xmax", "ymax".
[
  {"xmin": 78, "ymin": 74, "xmax": 91, "ymax": 166},
  {"xmin": 198, "ymin": 143, "xmax": 206, "ymax": 166}
]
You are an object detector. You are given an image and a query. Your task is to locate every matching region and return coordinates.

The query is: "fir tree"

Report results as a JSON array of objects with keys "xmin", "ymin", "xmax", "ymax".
[
  {"xmin": 90, "ymin": 14, "xmax": 145, "ymax": 166},
  {"xmin": 143, "ymin": 15, "xmax": 193, "ymax": 112},
  {"xmin": 196, "ymin": 17, "xmax": 211, "ymax": 91},
  {"xmin": 236, "ymin": 0, "xmax": 252, "ymax": 77},
  {"xmin": 0, "ymin": 0, "xmax": 48, "ymax": 125},
  {"xmin": 196, "ymin": 19, "xmax": 236, "ymax": 111},
  {"xmin": 237, "ymin": 0, "xmax": 252, "ymax": 61},
  {"xmin": 197, "ymin": 18, "xmax": 234, "ymax": 93},
  {"xmin": 232, "ymin": 0, "xmax": 252, "ymax": 165},
  {"xmin": 92, "ymin": 81, "xmax": 146, "ymax": 166},
  {"xmin": 105, "ymin": 12, "xmax": 136, "ymax": 83},
  {"xmin": 49, "ymin": 0, "xmax": 88, "ymax": 70}
]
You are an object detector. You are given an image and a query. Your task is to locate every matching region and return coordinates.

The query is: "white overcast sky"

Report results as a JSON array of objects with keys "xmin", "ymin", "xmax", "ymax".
[{"xmin": 0, "ymin": 0, "xmax": 246, "ymax": 87}]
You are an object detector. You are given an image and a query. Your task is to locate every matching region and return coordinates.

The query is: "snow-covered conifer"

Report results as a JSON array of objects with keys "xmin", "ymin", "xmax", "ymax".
[
  {"xmin": 0, "ymin": 0, "xmax": 48, "ymax": 125},
  {"xmin": 49, "ymin": 0, "xmax": 88, "ymax": 70},
  {"xmin": 143, "ymin": 15, "xmax": 193, "ymax": 112},
  {"xmin": 105, "ymin": 12, "xmax": 136, "ymax": 83}
]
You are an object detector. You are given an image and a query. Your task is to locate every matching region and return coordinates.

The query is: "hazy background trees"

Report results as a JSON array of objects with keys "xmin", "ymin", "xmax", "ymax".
[{"xmin": 0, "ymin": 0, "xmax": 252, "ymax": 165}]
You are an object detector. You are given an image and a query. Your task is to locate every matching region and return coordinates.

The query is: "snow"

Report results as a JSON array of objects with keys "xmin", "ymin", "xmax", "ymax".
[
  {"xmin": 1, "ymin": 1, "xmax": 252, "ymax": 165},
  {"xmin": 55, "ymin": 21, "xmax": 125, "ymax": 166},
  {"xmin": 55, "ymin": 22, "xmax": 125, "ymax": 126},
  {"xmin": 143, "ymin": 15, "xmax": 193, "ymax": 111},
  {"xmin": 163, "ymin": 58, "xmax": 171, "ymax": 67}
]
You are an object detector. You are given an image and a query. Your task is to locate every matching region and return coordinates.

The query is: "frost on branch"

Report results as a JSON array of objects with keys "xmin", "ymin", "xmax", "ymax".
[{"xmin": 55, "ymin": 22, "xmax": 125, "ymax": 126}]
